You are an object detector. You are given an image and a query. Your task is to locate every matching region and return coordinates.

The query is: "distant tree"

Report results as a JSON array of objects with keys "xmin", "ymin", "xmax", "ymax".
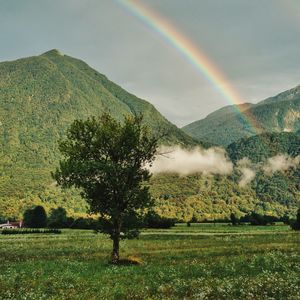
[
  {"xmin": 54, "ymin": 113, "xmax": 159, "ymax": 263},
  {"xmin": 290, "ymin": 208, "xmax": 300, "ymax": 231},
  {"xmin": 230, "ymin": 213, "xmax": 238, "ymax": 226},
  {"xmin": 23, "ymin": 206, "xmax": 47, "ymax": 228},
  {"xmin": 281, "ymin": 213, "xmax": 290, "ymax": 225},
  {"xmin": 70, "ymin": 217, "xmax": 98, "ymax": 230},
  {"xmin": 48, "ymin": 207, "xmax": 68, "ymax": 228},
  {"xmin": 144, "ymin": 210, "xmax": 175, "ymax": 229}
]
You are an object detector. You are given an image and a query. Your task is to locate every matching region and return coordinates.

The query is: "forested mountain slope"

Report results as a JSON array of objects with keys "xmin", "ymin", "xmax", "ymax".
[
  {"xmin": 0, "ymin": 49, "xmax": 201, "ymax": 197},
  {"xmin": 183, "ymin": 85, "xmax": 300, "ymax": 146}
]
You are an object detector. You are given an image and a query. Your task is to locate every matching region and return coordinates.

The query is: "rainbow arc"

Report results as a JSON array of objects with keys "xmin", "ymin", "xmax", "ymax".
[{"xmin": 117, "ymin": 0, "xmax": 261, "ymax": 134}]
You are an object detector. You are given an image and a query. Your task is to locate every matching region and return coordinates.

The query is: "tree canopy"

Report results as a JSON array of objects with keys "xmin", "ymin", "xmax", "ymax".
[{"xmin": 54, "ymin": 113, "xmax": 159, "ymax": 262}]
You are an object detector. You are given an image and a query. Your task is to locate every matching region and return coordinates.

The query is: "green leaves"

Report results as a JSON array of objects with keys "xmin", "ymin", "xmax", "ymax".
[{"xmin": 55, "ymin": 113, "xmax": 159, "ymax": 240}]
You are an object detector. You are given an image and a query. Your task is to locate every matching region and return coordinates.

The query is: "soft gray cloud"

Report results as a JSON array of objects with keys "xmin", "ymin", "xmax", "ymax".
[
  {"xmin": 236, "ymin": 158, "xmax": 256, "ymax": 187},
  {"xmin": 150, "ymin": 146, "xmax": 233, "ymax": 175},
  {"xmin": 0, "ymin": 0, "xmax": 299, "ymax": 126},
  {"xmin": 263, "ymin": 154, "xmax": 300, "ymax": 175}
]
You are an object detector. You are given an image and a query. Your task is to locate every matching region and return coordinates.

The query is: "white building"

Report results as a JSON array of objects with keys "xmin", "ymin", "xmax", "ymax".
[{"xmin": 0, "ymin": 221, "xmax": 23, "ymax": 229}]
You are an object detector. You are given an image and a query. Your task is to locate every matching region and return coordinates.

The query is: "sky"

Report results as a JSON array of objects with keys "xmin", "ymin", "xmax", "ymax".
[{"xmin": 0, "ymin": 0, "xmax": 300, "ymax": 127}]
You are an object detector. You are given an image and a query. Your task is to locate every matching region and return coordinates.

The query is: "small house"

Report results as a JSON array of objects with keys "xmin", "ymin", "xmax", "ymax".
[{"xmin": 0, "ymin": 220, "xmax": 23, "ymax": 229}]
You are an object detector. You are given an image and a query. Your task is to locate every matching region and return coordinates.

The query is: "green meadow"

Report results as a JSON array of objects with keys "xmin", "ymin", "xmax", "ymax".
[{"xmin": 1, "ymin": 224, "xmax": 299, "ymax": 300}]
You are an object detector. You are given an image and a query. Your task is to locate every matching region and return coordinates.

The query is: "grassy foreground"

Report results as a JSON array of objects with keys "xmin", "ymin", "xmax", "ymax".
[{"xmin": 0, "ymin": 224, "xmax": 299, "ymax": 300}]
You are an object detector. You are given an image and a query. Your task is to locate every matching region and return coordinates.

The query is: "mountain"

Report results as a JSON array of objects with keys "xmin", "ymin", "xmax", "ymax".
[
  {"xmin": 183, "ymin": 85, "xmax": 300, "ymax": 146},
  {"xmin": 0, "ymin": 49, "xmax": 201, "ymax": 197}
]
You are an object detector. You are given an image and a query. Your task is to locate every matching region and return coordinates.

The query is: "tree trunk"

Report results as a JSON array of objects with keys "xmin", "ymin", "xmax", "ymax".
[{"xmin": 111, "ymin": 234, "xmax": 120, "ymax": 263}]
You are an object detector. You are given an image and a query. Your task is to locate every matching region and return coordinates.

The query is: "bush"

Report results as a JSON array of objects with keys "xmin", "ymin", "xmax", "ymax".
[
  {"xmin": 48, "ymin": 207, "xmax": 68, "ymax": 228},
  {"xmin": 144, "ymin": 211, "xmax": 176, "ymax": 229},
  {"xmin": 290, "ymin": 208, "xmax": 300, "ymax": 231},
  {"xmin": 70, "ymin": 218, "xmax": 98, "ymax": 229},
  {"xmin": 230, "ymin": 213, "xmax": 238, "ymax": 226},
  {"xmin": 290, "ymin": 221, "xmax": 300, "ymax": 231},
  {"xmin": 23, "ymin": 205, "xmax": 47, "ymax": 228},
  {"xmin": 240, "ymin": 212, "xmax": 279, "ymax": 226}
]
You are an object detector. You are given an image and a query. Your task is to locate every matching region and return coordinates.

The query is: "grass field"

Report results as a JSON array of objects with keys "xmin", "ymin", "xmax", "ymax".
[{"xmin": 0, "ymin": 224, "xmax": 299, "ymax": 300}]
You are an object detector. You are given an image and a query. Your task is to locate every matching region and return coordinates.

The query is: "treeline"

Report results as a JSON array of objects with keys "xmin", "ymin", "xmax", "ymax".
[
  {"xmin": 12, "ymin": 205, "xmax": 176, "ymax": 230},
  {"xmin": 229, "ymin": 212, "xmax": 288, "ymax": 226},
  {"xmin": 22, "ymin": 206, "xmax": 98, "ymax": 229},
  {"xmin": 2, "ymin": 204, "xmax": 300, "ymax": 231}
]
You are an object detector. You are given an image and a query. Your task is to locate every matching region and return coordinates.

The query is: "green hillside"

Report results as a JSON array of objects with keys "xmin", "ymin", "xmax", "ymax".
[
  {"xmin": 227, "ymin": 132, "xmax": 300, "ymax": 208},
  {"xmin": 0, "ymin": 49, "xmax": 200, "ymax": 197},
  {"xmin": 183, "ymin": 85, "xmax": 300, "ymax": 145},
  {"xmin": 227, "ymin": 132, "xmax": 300, "ymax": 163},
  {"xmin": 149, "ymin": 132, "xmax": 300, "ymax": 221}
]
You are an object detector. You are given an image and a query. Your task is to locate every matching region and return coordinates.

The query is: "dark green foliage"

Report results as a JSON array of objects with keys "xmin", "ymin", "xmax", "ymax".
[
  {"xmin": 230, "ymin": 213, "xmax": 238, "ymax": 226},
  {"xmin": 290, "ymin": 208, "xmax": 300, "ymax": 230},
  {"xmin": 183, "ymin": 85, "xmax": 300, "ymax": 145},
  {"xmin": 54, "ymin": 113, "xmax": 159, "ymax": 262},
  {"xmin": 227, "ymin": 132, "xmax": 300, "ymax": 163},
  {"xmin": 144, "ymin": 210, "xmax": 176, "ymax": 229},
  {"xmin": 23, "ymin": 205, "xmax": 47, "ymax": 228},
  {"xmin": 240, "ymin": 212, "xmax": 279, "ymax": 226},
  {"xmin": 47, "ymin": 207, "xmax": 68, "ymax": 228},
  {"xmin": 70, "ymin": 218, "xmax": 98, "ymax": 229},
  {"xmin": 1, "ymin": 228, "xmax": 61, "ymax": 235}
]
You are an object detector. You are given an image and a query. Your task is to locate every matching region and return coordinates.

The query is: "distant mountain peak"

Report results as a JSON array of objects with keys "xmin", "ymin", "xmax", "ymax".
[{"xmin": 42, "ymin": 49, "xmax": 64, "ymax": 56}]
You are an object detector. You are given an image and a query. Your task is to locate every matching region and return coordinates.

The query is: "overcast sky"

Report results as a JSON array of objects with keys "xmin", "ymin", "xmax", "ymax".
[{"xmin": 1, "ymin": 0, "xmax": 300, "ymax": 126}]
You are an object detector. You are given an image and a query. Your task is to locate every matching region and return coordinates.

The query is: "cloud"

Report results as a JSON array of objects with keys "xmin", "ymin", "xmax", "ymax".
[
  {"xmin": 150, "ymin": 146, "xmax": 233, "ymax": 176},
  {"xmin": 237, "ymin": 158, "xmax": 256, "ymax": 187},
  {"xmin": 150, "ymin": 147, "xmax": 300, "ymax": 189},
  {"xmin": 263, "ymin": 154, "xmax": 300, "ymax": 175}
]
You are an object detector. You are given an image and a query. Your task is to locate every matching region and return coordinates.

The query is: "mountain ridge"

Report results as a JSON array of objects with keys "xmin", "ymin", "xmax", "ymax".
[{"xmin": 183, "ymin": 85, "xmax": 300, "ymax": 145}]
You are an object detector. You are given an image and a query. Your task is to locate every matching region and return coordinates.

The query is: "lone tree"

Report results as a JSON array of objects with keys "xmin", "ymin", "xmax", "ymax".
[
  {"xmin": 54, "ymin": 113, "xmax": 159, "ymax": 263},
  {"xmin": 23, "ymin": 205, "xmax": 47, "ymax": 228}
]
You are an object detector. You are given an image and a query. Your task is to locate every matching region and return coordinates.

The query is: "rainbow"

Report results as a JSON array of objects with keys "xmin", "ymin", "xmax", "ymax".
[{"xmin": 116, "ymin": 0, "xmax": 260, "ymax": 133}]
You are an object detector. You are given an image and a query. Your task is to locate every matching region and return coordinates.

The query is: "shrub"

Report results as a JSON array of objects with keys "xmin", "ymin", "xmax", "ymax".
[
  {"xmin": 48, "ymin": 207, "xmax": 68, "ymax": 228},
  {"xmin": 144, "ymin": 211, "xmax": 175, "ymax": 229},
  {"xmin": 230, "ymin": 213, "xmax": 238, "ymax": 226},
  {"xmin": 23, "ymin": 205, "xmax": 47, "ymax": 228},
  {"xmin": 290, "ymin": 208, "xmax": 300, "ymax": 231},
  {"xmin": 70, "ymin": 217, "xmax": 98, "ymax": 229},
  {"xmin": 240, "ymin": 212, "xmax": 279, "ymax": 226}
]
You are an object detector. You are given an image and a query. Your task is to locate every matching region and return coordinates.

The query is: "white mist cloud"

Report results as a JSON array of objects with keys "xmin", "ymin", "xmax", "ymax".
[
  {"xmin": 150, "ymin": 146, "xmax": 233, "ymax": 176},
  {"xmin": 150, "ymin": 147, "xmax": 300, "ymax": 188},
  {"xmin": 263, "ymin": 154, "xmax": 300, "ymax": 175},
  {"xmin": 237, "ymin": 157, "xmax": 256, "ymax": 187}
]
